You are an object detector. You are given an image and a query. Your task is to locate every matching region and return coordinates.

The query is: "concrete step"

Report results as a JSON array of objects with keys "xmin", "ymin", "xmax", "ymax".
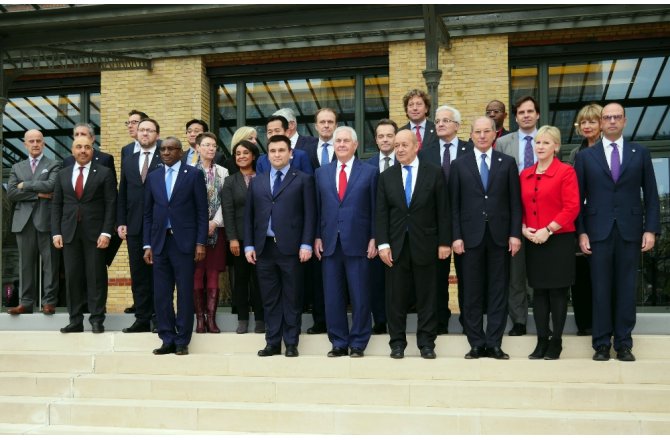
[
  {"xmin": 46, "ymin": 398, "xmax": 670, "ymax": 434},
  {"xmin": 0, "ymin": 423, "xmax": 250, "ymax": 435}
]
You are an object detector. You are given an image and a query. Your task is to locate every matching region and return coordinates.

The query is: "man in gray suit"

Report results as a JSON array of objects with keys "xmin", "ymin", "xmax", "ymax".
[
  {"xmin": 496, "ymin": 95, "xmax": 540, "ymax": 336},
  {"xmin": 7, "ymin": 129, "xmax": 61, "ymax": 315}
]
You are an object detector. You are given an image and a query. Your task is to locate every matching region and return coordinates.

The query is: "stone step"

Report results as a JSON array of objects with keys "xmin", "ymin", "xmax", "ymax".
[
  {"xmin": 46, "ymin": 398, "xmax": 670, "ymax": 434},
  {"xmin": 0, "ymin": 423, "xmax": 249, "ymax": 435}
]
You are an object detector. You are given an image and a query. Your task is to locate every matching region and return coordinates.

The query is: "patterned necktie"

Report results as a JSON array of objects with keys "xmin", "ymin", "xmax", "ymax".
[
  {"xmin": 141, "ymin": 152, "xmax": 150, "ymax": 183},
  {"xmin": 338, "ymin": 164, "xmax": 347, "ymax": 201},
  {"xmin": 190, "ymin": 150, "xmax": 199, "ymax": 165},
  {"xmin": 523, "ymin": 135, "xmax": 534, "ymax": 169},
  {"xmin": 272, "ymin": 170, "xmax": 283, "ymax": 196},
  {"xmin": 75, "ymin": 166, "xmax": 84, "ymax": 200},
  {"xmin": 610, "ymin": 143, "xmax": 621, "ymax": 182},
  {"xmin": 383, "ymin": 156, "xmax": 391, "ymax": 171},
  {"xmin": 415, "ymin": 126, "xmax": 423, "ymax": 150},
  {"xmin": 480, "ymin": 153, "xmax": 489, "ymax": 191},
  {"xmin": 320, "ymin": 143, "xmax": 330, "ymax": 167},
  {"xmin": 442, "ymin": 143, "xmax": 452, "ymax": 179},
  {"xmin": 31, "ymin": 158, "xmax": 37, "ymax": 174},
  {"xmin": 403, "ymin": 165, "xmax": 412, "ymax": 206}
]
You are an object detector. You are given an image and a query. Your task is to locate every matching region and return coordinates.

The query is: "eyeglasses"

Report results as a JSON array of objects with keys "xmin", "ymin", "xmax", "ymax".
[
  {"xmin": 138, "ymin": 128, "xmax": 157, "ymax": 134},
  {"xmin": 159, "ymin": 146, "xmax": 181, "ymax": 152},
  {"xmin": 602, "ymin": 114, "xmax": 624, "ymax": 122},
  {"xmin": 198, "ymin": 143, "xmax": 217, "ymax": 149},
  {"xmin": 435, "ymin": 118, "xmax": 458, "ymax": 125},
  {"xmin": 124, "ymin": 120, "xmax": 140, "ymax": 127}
]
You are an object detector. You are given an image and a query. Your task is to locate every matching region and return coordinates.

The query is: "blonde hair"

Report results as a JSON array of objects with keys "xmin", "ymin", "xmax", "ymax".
[
  {"xmin": 574, "ymin": 104, "xmax": 603, "ymax": 137},
  {"xmin": 536, "ymin": 125, "xmax": 562, "ymax": 153},
  {"xmin": 230, "ymin": 126, "xmax": 257, "ymax": 152}
]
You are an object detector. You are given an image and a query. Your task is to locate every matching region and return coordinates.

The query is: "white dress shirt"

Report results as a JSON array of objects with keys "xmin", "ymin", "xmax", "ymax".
[
  {"xmin": 603, "ymin": 135, "xmax": 625, "ymax": 170},
  {"xmin": 335, "ymin": 156, "xmax": 355, "ymax": 193},
  {"xmin": 317, "ymin": 139, "xmax": 334, "ymax": 166}
]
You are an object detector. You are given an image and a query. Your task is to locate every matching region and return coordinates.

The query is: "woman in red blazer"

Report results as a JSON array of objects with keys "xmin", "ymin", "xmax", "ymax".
[{"xmin": 520, "ymin": 125, "xmax": 580, "ymax": 360}]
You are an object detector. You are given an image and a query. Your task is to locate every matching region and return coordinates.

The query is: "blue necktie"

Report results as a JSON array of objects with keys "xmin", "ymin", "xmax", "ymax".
[
  {"xmin": 165, "ymin": 167, "xmax": 174, "ymax": 228},
  {"xmin": 523, "ymin": 135, "xmax": 534, "ymax": 169},
  {"xmin": 404, "ymin": 165, "xmax": 412, "ymax": 207},
  {"xmin": 272, "ymin": 170, "xmax": 283, "ymax": 196},
  {"xmin": 480, "ymin": 153, "xmax": 489, "ymax": 191},
  {"xmin": 320, "ymin": 143, "xmax": 330, "ymax": 167}
]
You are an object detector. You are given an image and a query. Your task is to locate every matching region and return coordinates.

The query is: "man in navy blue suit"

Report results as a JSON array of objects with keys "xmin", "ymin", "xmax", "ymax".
[
  {"xmin": 120, "ymin": 110, "xmax": 149, "ymax": 164},
  {"xmin": 273, "ymin": 107, "xmax": 318, "ymax": 151},
  {"xmin": 244, "ymin": 135, "xmax": 316, "ymax": 358},
  {"xmin": 314, "ymin": 126, "xmax": 378, "ymax": 357},
  {"xmin": 143, "ymin": 136, "xmax": 208, "ymax": 356},
  {"xmin": 575, "ymin": 102, "xmax": 660, "ymax": 362},
  {"xmin": 255, "ymin": 116, "xmax": 313, "ymax": 175}
]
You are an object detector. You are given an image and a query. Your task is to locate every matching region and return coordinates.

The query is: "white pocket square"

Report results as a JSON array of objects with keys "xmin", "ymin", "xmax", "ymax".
[{"xmin": 41, "ymin": 169, "xmax": 48, "ymax": 174}]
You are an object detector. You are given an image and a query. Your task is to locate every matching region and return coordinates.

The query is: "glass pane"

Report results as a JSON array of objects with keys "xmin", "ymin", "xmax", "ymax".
[
  {"xmin": 549, "ymin": 109, "xmax": 578, "ymax": 144},
  {"xmin": 623, "ymin": 106, "xmax": 643, "ymax": 139},
  {"xmin": 657, "ymin": 110, "xmax": 670, "ymax": 140},
  {"xmin": 654, "ymin": 60, "xmax": 670, "ymax": 98},
  {"xmin": 605, "ymin": 58, "xmax": 637, "ymax": 100},
  {"xmin": 363, "ymin": 75, "xmax": 390, "ymax": 154},
  {"xmin": 510, "ymin": 65, "xmax": 539, "ymax": 103},
  {"xmin": 635, "ymin": 105, "xmax": 666, "ymax": 141},
  {"xmin": 629, "ymin": 57, "xmax": 663, "ymax": 99}
]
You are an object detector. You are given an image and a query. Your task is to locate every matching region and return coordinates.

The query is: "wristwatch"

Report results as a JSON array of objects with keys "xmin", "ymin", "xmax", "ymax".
[{"xmin": 546, "ymin": 226, "xmax": 553, "ymax": 235}]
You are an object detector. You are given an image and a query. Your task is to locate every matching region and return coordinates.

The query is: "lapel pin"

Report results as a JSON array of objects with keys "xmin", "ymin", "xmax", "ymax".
[
  {"xmin": 93, "ymin": 169, "xmax": 97, "ymax": 173},
  {"xmin": 632, "ymin": 149, "xmax": 636, "ymax": 153},
  {"xmin": 498, "ymin": 158, "xmax": 502, "ymax": 162}
]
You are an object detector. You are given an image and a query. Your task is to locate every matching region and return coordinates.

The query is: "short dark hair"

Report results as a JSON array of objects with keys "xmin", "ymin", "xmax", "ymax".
[
  {"xmin": 129, "ymin": 109, "xmax": 149, "ymax": 119},
  {"xmin": 512, "ymin": 95, "xmax": 539, "ymax": 116},
  {"xmin": 266, "ymin": 115, "xmax": 289, "ymax": 130},
  {"xmin": 195, "ymin": 132, "xmax": 217, "ymax": 145},
  {"xmin": 186, "ymin": 119, "xmax": 209, "ymax": 132},
  {"xmin": 267, "ymin": 134, "xmax": 292, "ymax": 150},
  {"xmin": 402, "ymin": 89, "xmax": 431, "ymax": 114},
  {"xmin": 375, "ymin": 118, "xmax": 398, "ymax": 135},
  {"xmin": 138, "ymin": 118, "xmax": 160, "ymax": 134},
  {"xmin": 233, "ymin": 139, "xmax": 261, "ymax": 170}
]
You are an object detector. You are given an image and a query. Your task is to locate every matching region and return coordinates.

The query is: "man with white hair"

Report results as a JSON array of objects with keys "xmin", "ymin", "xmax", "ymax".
[{"xmin": 273, "ymin": 107, "xmax": 318, "ymax": 151}]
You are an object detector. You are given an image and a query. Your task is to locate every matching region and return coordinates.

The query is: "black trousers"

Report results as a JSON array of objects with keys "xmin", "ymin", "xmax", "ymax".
[
  {"xmin": 533, "ymin": 287, "xmax": 569, "ymax": 338},
  {"xmin": 232, "ymin": 240, "xmax": 264, "ymax": 321},
  {"xmin": 571, "ymin": 255, "xmax": 593, "ymax": 332},
  {"xmin": 126, "ymin": 234, "xmax": 154, "ymax": 323}
]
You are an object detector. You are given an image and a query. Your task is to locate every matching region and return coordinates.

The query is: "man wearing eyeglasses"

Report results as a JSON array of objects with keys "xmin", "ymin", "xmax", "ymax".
[
  {"xmin": 183, "ymin": 119, "xmax": 209, "ymax": 166},
  {"xmin": 120, "ymin": 110, "xmax": 149, "ymax": 164},
  {"xmin": 419, "ymin": 105, "xmax": 473, "ymax": 335},
  {"xmin": 574, "ymin": 102, "xmax": 660, "ymax": 362},
  {"xmin": 117, "ymin": 118, "xmax": 162, "ymax": 333},
  {"xmin": 485, "ymin": 100, "xmax": 509, "ymax": 147}
]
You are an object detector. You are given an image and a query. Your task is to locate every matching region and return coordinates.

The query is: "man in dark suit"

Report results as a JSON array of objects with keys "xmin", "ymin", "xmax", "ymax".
[
  {"xmin": 120, "ymin": 110, "xmax": 149, "ymax": 163},
  {"xmin": 485, "ymin": 100, "xmax": 509, "ymax": 147},
  {"xmin": 450, "ymin": 116, "xmax": 522, "ymax": 360},
  {"xmin": 420, "ymin": 105, "xmax": 473, "ymax": 334},
  {"xmin": 255, "ymin": 115, "xmax": 313, "ymax": 175},
  {"xmin": 365, "ymin": 118, "xmax": 398, "ymax": 335},
  {"xmin": 401, "ymin": 89, "xmax": 439, "ymax": 151},
  {"xmin": 496, "ymin": 95, "xmax": 541, "ymax": 337},
  {"xmin": 117, "ymin": 118, "xmax": 162, "ymax": 333},
  {"xmin": 314, "ymin": 126, "xmax": 378, "ymax": 358},
  {"xmin": 244, "ymin": 135, "xmax": 316, "ymax": 358},
  {"xmin": 575, "ymin": 102, "xmax": 660, "ymax": 362},
  {"xmin": 183, "ymin": 119, "xmax": 208, "ymax": 166},
  {"xmin": 52, "ymin": 135, "xmax": 117, "ymax": 333},
  {"xmin": 376, "ymin": 129, "xmax": 451, "ymax": 359},
  {"xmin": 143, "ymin": 136, "xmax": 208, "ymax": 356},
  {"xmin": 63, "ymin": 123, "xmax": 117, "ymax": 185},
  {"xmin": 7, "ymin": 129, "xmax": 61, "ymax": 315},
  {"xmin": 273, "ymin": 107, "xmax": 318, "ymax": 151}
]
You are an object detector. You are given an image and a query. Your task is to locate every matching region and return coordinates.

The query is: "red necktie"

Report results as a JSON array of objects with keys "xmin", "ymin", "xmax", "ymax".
[
  {"xmin": 75, "ymin": 166, "xmax": 84, "ymax": 200},
  {"xmin": 415, "ymin": 125, "xmax": 423, "ymax": 150},
  {"xmin": 338, "ymin": 163, "xmax": 347, "ymax": 201}
]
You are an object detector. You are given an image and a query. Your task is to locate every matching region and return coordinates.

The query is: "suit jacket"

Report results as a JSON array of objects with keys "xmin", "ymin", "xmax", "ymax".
[
  {"xmin": 376, "ymin": 160, "xmax": 450, "ymax": 266},
  {"xmin": 143, "ymin": 164, "xmax": 209, "ymax": 255},
  {"xmin": 365, "ymin": 153, "xmax": 395, "ymax": 174},
  {"xmin": 221, "ymin": 172, "xmax": 251, "ymax": 242},
  {"xmin": 450, "ymin": 149, "xmax": 522, "ymax": 249},
  {"xmin": 256, "ymin": 148, "xmax": 314, "ymax": 175},
  {"xmin": 117, "ymin": 150, "xmax": 163, "ymax": 235},
  {"xmin": 303, "ymin": 138, "xmax": 335, "ymax": 171},
  {"xmin": 497, "ymin": 131, "xmax": 539, "ymax": 173},
  {"xmin": 243, "ymin": 167, "xmax": 316, "ymax": 257},
  {"xmin": 295, "ymin": 134, "xmax": 318, "ymax": 152},
  {"xmin": 574, "ymin": 140, "xmax": 660, "ymax": 242},
  {"xmin": 419, "ymin": 137, "xmax": 473, "ymax": 167},
  {"xmin": 7, "ymin": 156, "xmax": 61, "ymax": 232},
  {"xmin": 315, "ymin": 158, "xmax": 378, "ymax": 257},
  {"xmin": 51, "ymin": 163, "xmax": 117, "ymax": 244},
  {"xmin": 121, "ymin": 139, "xmax": 162, "ymax": 165},
  {"xmin": 64, "ymin": 149, "xmax": 117, "ymax": 185},
  {"xmin": 402, "ymin": 119, "xmax": 440, "ymax": 151}
]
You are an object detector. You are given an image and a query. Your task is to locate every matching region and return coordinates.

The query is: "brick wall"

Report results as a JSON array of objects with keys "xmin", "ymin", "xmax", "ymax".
[{"xmin": 510, "ymin": 22, "xmax": 670, "ymax": 46}]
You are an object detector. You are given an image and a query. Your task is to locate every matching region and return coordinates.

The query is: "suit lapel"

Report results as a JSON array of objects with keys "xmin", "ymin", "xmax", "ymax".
[
  {"xmin": 341, "ymin": 160, "xmax": 362, "ymax": 202},
  {"xmin": 619, "ymin": 141, "xmax": 636, "ymax": 179},
  {"xmin": 170, "ymin": 165, "xmax": 191, "ymax": 199},
  {"xmin": 465, "ymin": 151, "xmax": 486, "ymax": 192},
  {"xmin": 409, "ymin": 162, "xmax": 429, "ymax": 207},
  {"xmin": 488, "ymin": 150, "xmax": 503, "ymax": 189},
  {"xmin": 82, "ymin": 164, "xmax": 99, "ymax": 198},
  {"xmin": 592, "ymin": 142, "xmax": 613, "ymax": 180},
  {"xmin": 273, "ymin": 168, "xmax": 296, "ymax": 199}
]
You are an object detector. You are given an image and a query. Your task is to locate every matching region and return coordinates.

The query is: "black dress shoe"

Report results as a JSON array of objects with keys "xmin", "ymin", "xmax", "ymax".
[
  {"xmin": 257, "ymin": 345, "xmax": 281, "ymax": 357},
  {"xmin": 616, "ymin": 347, "xmax": 636, "ymax": 362},
  {"xmin": 465, "ymin": 346, "xmax": 485, "ymax": 359},
  {"xmin": 153, "ymin": 344, "xmax": 176, "ymax": 355},
  {"xmin": 349, "ymin": 348, "xmax": 364, "ymax": 358},
  {"xmin": 390, "ymin": 347, "xmax": 404, "ymax": 359},
  {"xmin": 175, "ymin": 345, "xmax": 189, "ymax": 356},
  {"xmin": 124, "ymin": 305, "xmax": 136, "ymax": 314},
  {"xmin": 528, "ymin": 337, "xmax": 549, "ymax": 360},
  {"xmin": 285, "ymin": 345, "xmax": 299, "ymax": 357},
  {"xmin": 306, "ymin": 324, "xmax": 326, "ymax": 335},
  {"xmin": 327, "ymin": 347, "xmax": 349, "ymax": 357},
  {"xmin": 508, "ymin": 323, "xmax": 526, "ymax": 336},
  {"xmin": 122, "ymin": 321, "xmax": 151, "ymax": 333},
  {"xmin": 420, "ymin": 347, "xmax": 436, "ymax": 359},
  {"xmin": 593, "ymin": 345, "xmax": 611, "ymax": 361},
  {"xmin": 91, "ymin": 323, "xmax": 105, "ymax": 334},
  {"xmin": 486, "ymin": 347, "xmax": 510, "ymax": 360},
  {"xmin": 372, "ymin": 322, "xmax": 387, "ymax": 335},
  {"xmin": 60, "ymin": 323, "xmax": 84, "ymax": 333}
]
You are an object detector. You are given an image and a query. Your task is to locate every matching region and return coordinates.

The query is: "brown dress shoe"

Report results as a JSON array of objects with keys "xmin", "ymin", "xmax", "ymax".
[
  {"xmin": 7, "ymin": 305, "xmax": 32, "ymax": 315},
  {"xmin": 41, "ymin": 304, "xmax": 56, "ymax": 315}
]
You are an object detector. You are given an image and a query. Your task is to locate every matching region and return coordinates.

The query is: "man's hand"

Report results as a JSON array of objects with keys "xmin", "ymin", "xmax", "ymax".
[
  {"xmin": 229, "ymin": 239, "xmax": 240, "ymax": 256},
  {"xmin": 452, "ymin": 239, "xmax": 465, "ymax": 255},
  {"xmin": 194, "ymin": 244, "xmax": 206, "ymax": 262},
  {"xmin": 17, "ymin": 182, "xmax": 24, "ymax": 190},
  {"xmin": 367, "ymin": 239, "xmax": 378, "ymax": 259},
  {"xmin": 97, "ymin": 235, "xmax": 110, "ymax": 249},
  {"xmin": 299, "ymin": 248, "xmax": 312, "ymax": 263},
  {"xmin": 144, "ymin": 248, "xmax": 153, "ymax": 265},
  {"xmin": 642, "ymin": 232, "xmax": 656, "ymax": 253},
  {"xmin": 314, "ymin": 238, "xmax": 323, "ymax": 260},
  {"xmin": 245, "ymin": 250, "xmax": 256, "ymax": 265},
  {"xmin": 438, "ymin": 245, "xmax": 451, "ymax": 260},
  {"xmin": 379, "ymin": 248, "xmax": 393, "ymax": 267},
  {"xmin": 53, "ymin": 235, "xmax": 63, "ymax": 249},
  {"xmin": 117, "ymin": 225, "xmax": 128, "ymax": 240},
  {"xmin": 579, "ymin": 233, "xmax": 592, "ymax": 255},
  {"xmin": 37, "ymin": 192, "xmax": 53, "ymax": 199},
  {"xmin": 509, "ymin": 237, "xmax": 521, "ymax": 257}
]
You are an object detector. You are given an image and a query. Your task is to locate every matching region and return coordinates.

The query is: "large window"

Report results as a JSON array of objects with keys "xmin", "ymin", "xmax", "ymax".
[{"xmin": 211, "ymin": 61, "xmax": 388, "ymax": 157}]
